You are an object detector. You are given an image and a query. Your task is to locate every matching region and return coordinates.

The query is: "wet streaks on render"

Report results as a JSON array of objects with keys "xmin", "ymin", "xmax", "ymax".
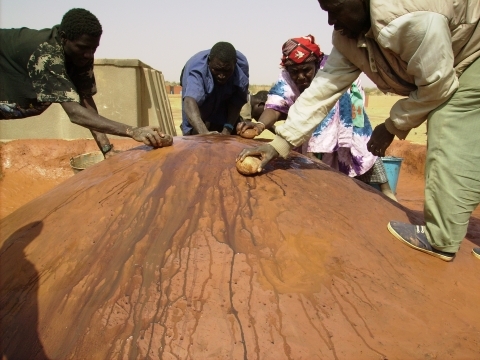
[{"xmin": 1, "ymin": 136, "xmax": 480, "ymax": 359}]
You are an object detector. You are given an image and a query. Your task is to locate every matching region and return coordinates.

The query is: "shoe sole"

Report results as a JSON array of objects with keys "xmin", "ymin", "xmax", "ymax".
[
  {"xmin": 387, "ymin": 223, "xmax": 454, "ymax": 262},
  {"xmin": 473, "ymin": 249, "xmax": 480, "ymax": 260}
]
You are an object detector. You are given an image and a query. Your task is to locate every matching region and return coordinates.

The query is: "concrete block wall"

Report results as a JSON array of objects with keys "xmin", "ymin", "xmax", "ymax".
[{"xmin": 0, "ymin": 59, "xmax": 176, "ymax": 140}]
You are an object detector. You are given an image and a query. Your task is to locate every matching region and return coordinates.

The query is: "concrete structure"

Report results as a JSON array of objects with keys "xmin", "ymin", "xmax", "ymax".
[{"xmin": 0, "ymin": 59, "xmax": 176, "ymax": 140}]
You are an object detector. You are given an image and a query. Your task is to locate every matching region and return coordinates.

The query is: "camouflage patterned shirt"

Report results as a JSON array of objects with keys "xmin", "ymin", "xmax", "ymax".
[{"xmin": 0, "ymin": 25, "xmax": 96, "ymax": 119}]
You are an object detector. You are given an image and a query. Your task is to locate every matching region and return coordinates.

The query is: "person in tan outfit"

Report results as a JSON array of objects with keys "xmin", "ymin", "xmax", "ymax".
[{"xmin": 237, "ymin": 0, "xmax": 480, "ymax": 262}]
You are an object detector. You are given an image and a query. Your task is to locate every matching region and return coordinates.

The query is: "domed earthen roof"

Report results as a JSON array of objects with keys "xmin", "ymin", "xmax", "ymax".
[{"xmin": 1, "ymin": 136, "xmax": 479, "ymax": 359}]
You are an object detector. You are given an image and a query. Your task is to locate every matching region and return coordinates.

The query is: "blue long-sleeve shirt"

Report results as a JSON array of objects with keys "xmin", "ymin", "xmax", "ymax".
[{"xmin": 180, "ymin": 49, "xmax": 249, "ymax": 135}]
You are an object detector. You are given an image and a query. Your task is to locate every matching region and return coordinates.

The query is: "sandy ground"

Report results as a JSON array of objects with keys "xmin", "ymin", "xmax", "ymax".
[{"xmin": 367, "ymin": 95, "xmax": 428, "ymax": 144}]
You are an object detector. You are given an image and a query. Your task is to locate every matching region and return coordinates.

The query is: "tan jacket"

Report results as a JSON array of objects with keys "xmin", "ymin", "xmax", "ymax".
[{"xmin": 271, "ymin": 0, "xmax": 480, "ymax": 157}]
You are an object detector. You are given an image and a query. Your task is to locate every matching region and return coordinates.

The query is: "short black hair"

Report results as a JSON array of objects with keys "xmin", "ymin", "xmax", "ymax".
[
  {"xmin": 210, "ymin": 42, "xmax": 237, "ymax": 63},
  {"xmin": 252, "ymin": 90, "xmax": 268, "ymax": 103},
  {"xmin": 59, "ymin": 8, "xmax": 102, "ymax": 40}
]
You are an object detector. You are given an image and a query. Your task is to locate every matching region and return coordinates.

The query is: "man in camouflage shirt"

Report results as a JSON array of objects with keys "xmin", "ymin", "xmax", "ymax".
[{"xmin": 0, "ymin": 8, "xmax": 172, "ymax": 157}]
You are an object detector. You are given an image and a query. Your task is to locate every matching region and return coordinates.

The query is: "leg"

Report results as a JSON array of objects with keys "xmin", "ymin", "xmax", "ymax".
[
  {"xmin": 372, "ymin": 158, "xmax": 397, "ymax": 201},
  {"xmin": 356, "ymin": 157, "xmax": 397, "ymax": 201},
  {"xmin": 379, "ymin": 182, "xmax": 397, "ymax": 202},
  {"xmin": 424, "ymin": 57, "xmax": 480, "ymax": 253}
]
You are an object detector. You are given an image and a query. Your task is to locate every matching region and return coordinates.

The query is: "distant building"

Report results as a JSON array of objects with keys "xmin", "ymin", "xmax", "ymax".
[{"xmin": 165, "ymin": 85, "xmax": 182, "ymax": 95}]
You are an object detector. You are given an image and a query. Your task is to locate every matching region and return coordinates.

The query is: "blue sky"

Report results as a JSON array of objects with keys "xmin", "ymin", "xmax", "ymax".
[{"xmin": 0, "ymin": 0, "xmax": 375, "ymax": 87}]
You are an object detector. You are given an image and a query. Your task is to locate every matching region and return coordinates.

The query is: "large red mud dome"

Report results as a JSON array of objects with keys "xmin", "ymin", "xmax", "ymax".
[{"xmin": 1, "ymin": 136, "xmax": 479, "ymax": 359}]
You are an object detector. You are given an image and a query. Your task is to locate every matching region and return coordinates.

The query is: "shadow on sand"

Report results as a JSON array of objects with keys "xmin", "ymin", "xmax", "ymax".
[{"xmin": 0, "ymin": 221, "xmax": 49, "ymax": 359}]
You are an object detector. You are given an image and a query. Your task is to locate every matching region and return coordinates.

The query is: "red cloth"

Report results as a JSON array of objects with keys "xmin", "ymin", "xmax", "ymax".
[{"xmin": 280, "ymin": 35, "xmax": 323, "ymax": 67}]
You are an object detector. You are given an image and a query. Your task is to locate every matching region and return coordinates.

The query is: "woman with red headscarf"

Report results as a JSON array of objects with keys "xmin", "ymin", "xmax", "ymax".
[{"xmin": 237, "ymin": 35, "xmax": 396, "ymax": 200}]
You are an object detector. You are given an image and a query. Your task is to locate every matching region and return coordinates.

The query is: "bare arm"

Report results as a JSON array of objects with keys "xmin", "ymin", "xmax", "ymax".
[
  {"xmin": 222, "ymin": 101, "xmax": 244, "ymax": 135},
  {"xmin": 237, "ymin": 108, "xmax": 285, "ymax": 136},
  {"xmin": 81, "ymin": 97, "xmax": 115, "ymax": 156},
  {"xmin": 61, "ymin": 101, "xmax": 173, "ymax": 148},
  {"xmin": 258, "ymin": 108, "xmax": 286, "ymax": 129},
  {"xmin": 183, "ymin": 96, "xmax": 209, "ymax": 134},
  {"xmin": 62, "ymin": 100, "xmax": 134, "ymax": 136}
]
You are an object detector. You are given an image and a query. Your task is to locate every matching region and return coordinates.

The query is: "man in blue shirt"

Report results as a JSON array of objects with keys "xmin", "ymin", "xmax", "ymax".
[{"xmin": 180, "ymin": 42, "xmax": 249, "ymax": 135}]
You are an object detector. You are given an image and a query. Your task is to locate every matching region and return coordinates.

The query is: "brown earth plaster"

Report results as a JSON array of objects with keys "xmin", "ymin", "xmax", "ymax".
[
  {"xmin": 1, "ymin": 137, "xmax": 480, "ymax": 359},
  {"xmin": 0, "ymin": 139, "xmax": 139, "ymax": 218},
  {"xmin": 1, "ymin": 139, "xmax": 425, "ymax": 220}
]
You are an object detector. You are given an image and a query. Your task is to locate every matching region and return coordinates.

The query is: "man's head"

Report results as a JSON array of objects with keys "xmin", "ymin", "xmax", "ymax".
[
  {"xmin": 281, "ymin": 35, "xmax": 323, "ymax": 93},
  {"xmin": 208, "ymin": 42, "xmax": 237, "ymax": 85},
  {"xmin": 250, "ymin": 91, "xmax": 268, "ymax": 121},
  {"xmin": 318, "ymin": 0, "xmax": 370, "ymax": 39},
  {"xmin": 59, "ymin": 8, "xmax": 102, "ymax": 67}
]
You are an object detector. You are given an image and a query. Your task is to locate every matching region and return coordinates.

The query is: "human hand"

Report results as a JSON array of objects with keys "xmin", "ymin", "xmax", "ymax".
[
  {"xmin": 367, "ymin": 123, "xmax": 395, "ymax": 157},
  {"xmin": 236, "ymin": 144, "xmax": 279, "ymax": 173},
  {"xmin": 130, "ymin": 127, "xmax": 173, "ymax": 148},
  {"xmin": 236, "ymin": 121, "xmax": 265, "ymax": 138}
]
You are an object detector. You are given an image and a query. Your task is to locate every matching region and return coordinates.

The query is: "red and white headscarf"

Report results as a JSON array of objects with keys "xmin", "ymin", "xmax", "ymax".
[{"xmin": 280, "ymin": 35, "xmax": 323, "ymax": 67}]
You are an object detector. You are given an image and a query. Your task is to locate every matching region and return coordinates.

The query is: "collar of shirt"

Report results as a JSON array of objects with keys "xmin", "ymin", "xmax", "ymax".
[
  {"xmin": 195, "ymin": 50, "xmax": 249, "ymax": 94},
  {"xmin": 357, "ymin": 28, "xmax": 378, "ymax": 73},
  {"xmin": 357, "ymin": 28, "xmax": 374, "ymax": 49}
]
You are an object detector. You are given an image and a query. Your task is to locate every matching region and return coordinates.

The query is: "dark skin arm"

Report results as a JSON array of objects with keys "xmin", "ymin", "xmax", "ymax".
[
  {"xmin": 81, "ymin": 97, "xmax": 118, "ymax": 158},
  {"xmin": 235, "ymin": 109, "xmax": 291, "ymax": 172},
  {"xmin": 236, "ymin": 144, "xmax": 280, "ymax": 173},
  {"xmin": 367, "ymin": 122, "xmax": 395, "ymax": 157},
  {"xmin": 222, "ymin": 101, "xmax": 244, "ymax": 135},
  {"xmin": 236, "ymin": 108, "xmax": 286, "ymax": 137},
  {"xmin": 61, "ymin": 100, "xmax": 173, "ymax": 148},
  {"xmin": 183, "ymin": 96, "xmax": 210, "ymax": 134}
]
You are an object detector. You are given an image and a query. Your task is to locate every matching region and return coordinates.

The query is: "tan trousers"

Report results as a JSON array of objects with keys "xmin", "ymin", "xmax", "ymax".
[{"xmin": 425, "ymin": 56, "xmax": 480, "ymax": 253}]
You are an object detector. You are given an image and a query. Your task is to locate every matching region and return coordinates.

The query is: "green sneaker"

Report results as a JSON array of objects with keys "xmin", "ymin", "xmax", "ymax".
[
  {"xmin": 473, "ymin": 248, "xmax": 480, "ymax": 260},
  {"xmin": 387, "ymin": 221, "xmax": 455, "ymax": 262}
]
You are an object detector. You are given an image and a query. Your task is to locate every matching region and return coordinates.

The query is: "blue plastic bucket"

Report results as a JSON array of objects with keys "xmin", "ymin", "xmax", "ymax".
[
  {"xmin": 383, "ymin": 156, "xmax": 403, "ymax": 193},
  {"xmin": 370, "ymin": 156, "xmax": 403, "ymax": 194}
]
